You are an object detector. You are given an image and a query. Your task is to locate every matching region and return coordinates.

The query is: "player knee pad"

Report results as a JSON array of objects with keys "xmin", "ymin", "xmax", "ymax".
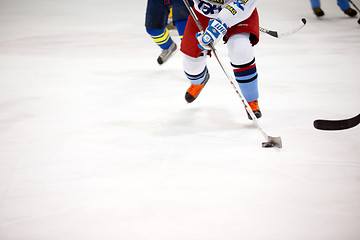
[{"xmin": 227, "ymin": 33, "xmax": 254, "ymax": 65}]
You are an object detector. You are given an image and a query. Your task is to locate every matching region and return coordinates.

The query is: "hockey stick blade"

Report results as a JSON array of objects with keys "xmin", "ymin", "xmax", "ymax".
[
  {"xmin": 262, "ymin": 136, "xmax": 282, "ymax": 148},
  {"xmin": 313, "ymin": 114, "xmax": 360, "ymax": 131},
  {"xmin": 260, "ymin": 18, "xmax": 306, "ymax": 38}
]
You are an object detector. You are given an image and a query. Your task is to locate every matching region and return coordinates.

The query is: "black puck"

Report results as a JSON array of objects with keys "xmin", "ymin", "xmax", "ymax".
[{"xmin": 262, "ymin": 142, "xmax": 275, "ymax": 148}]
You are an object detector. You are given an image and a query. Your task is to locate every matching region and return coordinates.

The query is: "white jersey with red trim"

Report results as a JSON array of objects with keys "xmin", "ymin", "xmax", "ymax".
[{"xmin": 193, "ymin": 0, "xmax": 258, "ymax": 28}]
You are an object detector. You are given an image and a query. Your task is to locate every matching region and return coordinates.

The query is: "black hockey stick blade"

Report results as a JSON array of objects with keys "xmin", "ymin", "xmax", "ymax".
[
  {"xmin": 262, "ymin": 136, "xmax": 282, "ymax": 148},
  {"xmin": 313, "ymin": 114, "xmax": 360, "ymax": 131}
]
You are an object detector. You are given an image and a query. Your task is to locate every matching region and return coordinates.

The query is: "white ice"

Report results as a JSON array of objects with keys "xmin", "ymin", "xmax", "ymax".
[{"xmin": 0, "ymin": 0, "xmax": 359, "ymax": 239}]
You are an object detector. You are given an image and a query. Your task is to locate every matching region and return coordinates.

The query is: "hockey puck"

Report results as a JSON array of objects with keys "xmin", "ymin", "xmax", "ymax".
[{"xmin": 262, "ymin": 142, "xmax": 275, "ymax": 148}]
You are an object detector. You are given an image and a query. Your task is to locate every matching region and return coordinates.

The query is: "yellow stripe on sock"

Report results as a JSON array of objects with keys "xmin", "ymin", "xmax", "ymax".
[
  {"xmin": 156, "ymin": 34, "xmax": 170, "ymax": 45},
  {"xmin": 151, "ymin": 28, "xmax": 170, "ymax": 44}
]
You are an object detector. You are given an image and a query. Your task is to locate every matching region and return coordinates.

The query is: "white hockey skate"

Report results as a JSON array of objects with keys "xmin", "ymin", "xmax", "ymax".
[{"xmin": 157, "ymin": 41, "xmax": 177, "ymax": 65}]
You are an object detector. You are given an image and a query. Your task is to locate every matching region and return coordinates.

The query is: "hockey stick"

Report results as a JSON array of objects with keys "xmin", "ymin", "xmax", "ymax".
[
  {"xmin": 314, "ymin": 114, "xmax": 360, "ymax": 130},
  {"xmin": 183, "ymin": 0, "xmax": 282, "ymax": 148},
  {"xmin": 260, "ymin": 18, "xmax": 307, "ymax": 38},
  {"xmin": 348, "ymin": 0, "xmax": 360, "ymax": 24}
]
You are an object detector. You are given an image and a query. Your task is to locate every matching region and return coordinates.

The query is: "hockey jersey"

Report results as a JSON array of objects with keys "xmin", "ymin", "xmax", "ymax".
[{"xmin": 193, "ymin": 0, "xmax": 258, "ymax": 28}]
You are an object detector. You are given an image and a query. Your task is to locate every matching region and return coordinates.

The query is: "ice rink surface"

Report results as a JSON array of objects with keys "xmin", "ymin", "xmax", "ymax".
[{"xmin": 0, "ymin": 0, "xmax": 359, "ymax": 239}]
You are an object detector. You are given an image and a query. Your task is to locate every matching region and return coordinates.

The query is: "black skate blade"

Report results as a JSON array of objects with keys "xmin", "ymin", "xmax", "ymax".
[{"xmin": 262, "ymin": 136, "xmax": 282, "ymax": 148}]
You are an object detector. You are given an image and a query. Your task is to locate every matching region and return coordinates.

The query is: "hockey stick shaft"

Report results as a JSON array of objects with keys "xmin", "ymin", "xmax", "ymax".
[
  {"xmin": 259, "ymin": 27, "xmax": 279, "ymax": 38},
  {"xmin": 184, "ymin": 1, "xmax": 305, "ymax": 39},
  {"xmin": 182, "ymin": 0, "xmax": 282, "ymax": 148},
  {"xmin": 259, "ymin": 18, "xmax": 306, "ymax": 38}
]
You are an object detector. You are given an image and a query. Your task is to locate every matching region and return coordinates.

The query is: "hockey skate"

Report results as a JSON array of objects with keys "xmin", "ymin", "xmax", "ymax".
[
  {"xmin": 246, "ymin": 100, "xmax": 262, "ymax": 120},
  {"xmin": 185, "ymin": 73, "xmax": 210, "ymax": 103},
  {"xmin": 157, "ymin": 41, "xmax": 177, "ymax": 65},
  {"xmin": 344, "ymin": 8, "xmax": 357, "ymax": 17},
  {"xmin": 313, "ymin": 8, "xmax": 325, "ymax": 17}
]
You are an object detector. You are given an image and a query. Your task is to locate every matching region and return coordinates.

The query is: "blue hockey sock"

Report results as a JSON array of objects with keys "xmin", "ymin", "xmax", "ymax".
[
  {"xmin": 174, "ymin": 19, "xmax": 187, "ymax": 40},
  {"xmin": 185, "ymin": 66, "xmax": 208, "ymax": 85},
  {"xmin": 310, "ymin": 0, "xmax": 321, "ymax": 9},
  {"xmin": 337, "ymin": 0, "xmax": 350, "ymax": 11},
  {"xmin": 232, "ymin": 58, "xmax": 259, "ymax": 102},
  {"xmin": 146, "ymin": 28, "xmax": 172, "ymax": 50}
]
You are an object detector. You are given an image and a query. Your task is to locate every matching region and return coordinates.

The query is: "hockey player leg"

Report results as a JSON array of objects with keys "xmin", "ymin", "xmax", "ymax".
[
  {"xmin": 338, "ymin": 0, "xmax": 358, "ymax": 17},
  {"xmin": 145, "ymin": 0, "xmax": 177, "ymax": 64},
  {"xmin": 183, "ymin": 52, "xmax": 209, "ymax": 103},
  {"xmin": 146, "ymin": 28, "xmax": 177, "ymax": 65},
  {"xmin": 174, "ymin": 19, "xmax": 187, "ymax": 40},
  {"xmin": 171, "ymin": 0, "xmax": 191, "ymax": 40},
  {"xmin": 228, "ymin": 33, "xmax": 261, "ymax": 119},
  {"xmin": 310, "ymin": 0, "xmax": 325, "ymax": 17}
]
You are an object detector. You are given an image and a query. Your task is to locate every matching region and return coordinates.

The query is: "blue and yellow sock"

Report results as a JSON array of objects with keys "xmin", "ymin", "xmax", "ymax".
[{"xmin": 146, "ymin": 28, "xmax": 172, "ymax": 50}]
